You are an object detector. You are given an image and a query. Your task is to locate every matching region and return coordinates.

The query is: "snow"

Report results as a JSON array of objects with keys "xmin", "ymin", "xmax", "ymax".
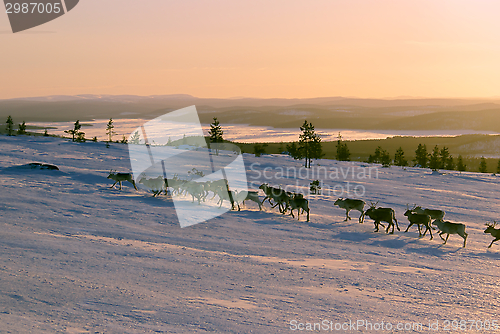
[
  {"xmin": 1, "ymin": 135, "xmax": 500, "ymax": 332},
  {"xmin": 28, "ymin": 119, "xmax": 500, "ymax": 143}
]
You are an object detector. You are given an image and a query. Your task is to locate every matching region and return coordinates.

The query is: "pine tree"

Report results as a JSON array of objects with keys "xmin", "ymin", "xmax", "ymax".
[
  {"xmin": 106, "ymin": 118, "xmax": 114, "ymax": 144},
  {"xmin": 335, "ymin": 132, "xmax": 350, "ymax": 161},
  {"xmin": 299, "ymin": 120, "xmax": 322, "ymax": 168},
  {"xmin": 394, "ymin": 147, "xmax": 408, "ymax": 167},
  {"xmin": 208, "ymin": 117, "xmax": 224, "ymax": 155},
  {"xmin": 414, "ymin": 144, "xmax": 428, "ymax": 168},
  {"xmin": 6, "ymin": 115, "xmax": 13, "ymax": 136},
  {"xmin": 65, "ymin": 120, "xmax": 83, "ymax": 142},
  {"xmin": 457, "ymin": 155, "xmax": 466, "ymax": 172},
  {"xmin": 17, "ymin": 121, "xmax": 27, "ymax": 135},
  {"xmin": 479, "ymin": 157, "xmax": 488, "ymax": 173},
  {"xmin": 428, "ymin": 145, "xmax": 440, "ymax": 171}
]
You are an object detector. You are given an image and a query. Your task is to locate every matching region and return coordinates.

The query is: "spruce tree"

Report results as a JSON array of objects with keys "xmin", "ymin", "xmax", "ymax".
[
  {"xmin": 129, "ymin": 131, "xmax": 140, "ymax": 145},
  {"xmin": 439, "ymin": 147, "xmax": 450, "ymax": 169},
  {"xmin": 254, "ymin": 143, "xmax": 268, "ymax": 157},
  {"xmin": 106, "ymin": 118, "xmax": 114, "ymax": 144},
  {"xmin": 335, "ymin": 132, "xmax": 350, "ymax": 161},
  {"xmin": 6, "ymin": 115, "xmax": 13, "ymax": 136},
  {"xmin": 17, "ymin": 121, "xmax": 27, "ymax": 135},
  {"xmin": 208, "ymin": 117, "xmax": 224, "ymax": 155},
  {"xmin": 394, "ymin": 147, "xmax": 408, "ymax": 167},
  {"xmin": 428, "ymin": 145, "xmax": 440, "ymax": 171},
  {"xmin": 368, "ymin": 146, "xmax": 382, "ymax": 163},
  {"xmin": 286, "ymin": 142, "xmax": 302, "ymax": 160},
  {"xmin": 479, "ymin": 157, "xmax": 488, "ymax": 173},
  {"xmin": 445, "ymin": 155, "xmax": 455, "ymax": 170},
  {"xmin": 299, "ymin": 120, "xmax": 322, "ymax": 168},
  {"xmin": 457, "ymin": 155, "xmax": 466, "ymax": 172},
  {"xmin": 414, "ymin": 144, "xmax": 428, "ymax": 168},
  {"xmin": 65, "ymin": 120, "xmax": 83, "ymax": 142},
  {"xmin": 380, "ymin": 149, "xmax": 392, "ymax": 167}
]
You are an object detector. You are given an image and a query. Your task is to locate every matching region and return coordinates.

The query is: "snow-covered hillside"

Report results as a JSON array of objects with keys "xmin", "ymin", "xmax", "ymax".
[{"xmin": 1, "ymin": 135, "xmax": 500, "ymax": 333}]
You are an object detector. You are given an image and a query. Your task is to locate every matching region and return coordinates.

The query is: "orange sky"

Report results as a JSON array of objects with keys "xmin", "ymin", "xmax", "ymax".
[{"xmin": 1, "ymin": 0, "xmax": 500, "ymax": 99}]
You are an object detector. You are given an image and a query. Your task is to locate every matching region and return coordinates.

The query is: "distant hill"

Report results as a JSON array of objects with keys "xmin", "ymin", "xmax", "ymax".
[{"xmin": 1, "ymin": 95, "xmax": 500, "ymax": 131}]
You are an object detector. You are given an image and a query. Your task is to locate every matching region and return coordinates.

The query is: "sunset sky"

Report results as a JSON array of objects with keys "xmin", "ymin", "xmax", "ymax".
[{"xmin": 1, "ymin": 0, "xmax": 500, "ymax": 99}]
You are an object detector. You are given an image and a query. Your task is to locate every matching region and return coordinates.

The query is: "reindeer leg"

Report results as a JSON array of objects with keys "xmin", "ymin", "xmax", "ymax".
[
  {"xmin": 110, "ymin": 181, "xmax": 118, "ymax": 189},
  {"xmin": 443, "ymin": 234, "xmax": 449, "ymax": 245},
  {"xmin": 404, "ymin": 222, "xmax": 413, "ymax": 233},
  {"xmin": 119, "ymin": 181, "xmax": 122, "ymax": 190},
  {"xmin": 344, "ymin": 210, "xmax": 350, "ymax": 221}
]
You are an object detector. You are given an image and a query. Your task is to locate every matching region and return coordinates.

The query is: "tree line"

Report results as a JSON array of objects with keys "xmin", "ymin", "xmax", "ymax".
[
  {"xmin": 3, "ymin": 115, "xmax": 498, "ymax": 173},
  {"xmin": 367, "ymin": 143, "xmax": 496, "ymax": 173}
]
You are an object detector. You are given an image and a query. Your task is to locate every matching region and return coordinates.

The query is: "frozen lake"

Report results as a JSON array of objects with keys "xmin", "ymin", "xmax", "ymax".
[{"xmin": 30, "ymin": 119, "xmax": 500, "ymax": 143}]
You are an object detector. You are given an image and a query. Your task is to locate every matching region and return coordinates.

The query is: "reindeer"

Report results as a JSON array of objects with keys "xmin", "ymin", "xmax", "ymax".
[
  {"xmin": 287, "ymin": 193, "xmax": 310, "ymax": 222},
  {"xmin": 433, "ymin": 218, "xmax": 467, "ymax": 247},
  {"xmin": 207, "ymin": 179, "xmax": 229, "ymax": 201},
  {"xmin": 404, "ymin": 205, "xmax": 433, "ymax": 239},
  {"xmin": 334, "ymin": 198, "xmax": 365, "ymax": 223},
  {"xmin": 216, "ymin": 186, "xmax": 240, "ymax": 210},
  {"xmin": 184, "ymin": 181, "xmax": 205, "ymax": 204},
  {"xmin": 138, "ymin": 175, "xmax": 165, "ymax": 197},
  {"xmin": 107, "ymin": 170, "xmax": 138, "ymax": 190},
  {"xmin": 484, "ymin": 221, "xmax": 500, "ymax": 248},
  {"xmin": 259, "ymin": 184, "xmax": 290, "ymax": 213},
  {"xmin": 234, "ymin": 191, "xmax": 262, "ymax": 211},
  {"xmin": 164, "ymin": 175, "xmax": 186, "ymax": 196},
  {"xmin": 363, "ymin": 202, "xmax": 399, "ymax": 234},
  {"xmin": 413, "ymin": 206, "xmax": 445, "ymax": 221}
]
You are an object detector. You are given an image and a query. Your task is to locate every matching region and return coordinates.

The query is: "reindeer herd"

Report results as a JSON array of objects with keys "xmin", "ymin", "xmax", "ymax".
[
  {"xmin": 107, "ymin": 171, "xmax": 500, "ymax": 249},
  {"xmin": 334, "ymin": 198, "xmax": 500, "ymax": 248}
]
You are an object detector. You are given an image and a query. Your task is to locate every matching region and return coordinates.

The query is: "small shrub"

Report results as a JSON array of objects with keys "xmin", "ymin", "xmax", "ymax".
[{"xmin": 310, "ymin": 180, "xmax": 321, "ymax": 194}]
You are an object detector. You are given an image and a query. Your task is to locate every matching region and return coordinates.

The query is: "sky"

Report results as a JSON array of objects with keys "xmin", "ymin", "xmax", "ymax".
[{"xmin": 1, "ymin": 0, "xmax": 500, "ymax": 99}]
